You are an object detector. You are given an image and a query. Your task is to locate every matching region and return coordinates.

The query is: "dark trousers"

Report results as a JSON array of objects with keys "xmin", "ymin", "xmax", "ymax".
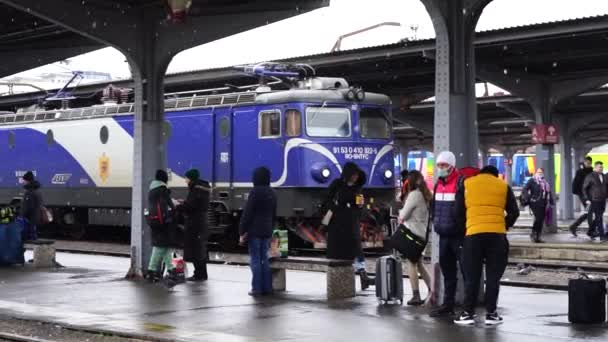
[
  {"xmin": 530, "ymin": 203, "xmax": 546, "ymax": 235},
  {"xmin": 570, "ymin": 195, "xmax": 588, "ymax": 231},
  {"xmin": 193, "ymin": 260, "xmax": 208, "ymax": 279},
  {"xmin": 589, "ymin": 201, "xmax": 606, "ymax": 238},
  {"xmin": 439, "ymin": 236, "xmax": 463, "ymax": 308},
  {"xmin": 462, "ymin": 233, "xmax": 509, "ymax": 314}
]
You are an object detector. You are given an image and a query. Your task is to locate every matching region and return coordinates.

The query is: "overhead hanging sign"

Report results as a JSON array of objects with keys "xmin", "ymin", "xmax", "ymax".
[{"xmin": 531, "ymin": 124, "xmax": 559, "ymax": 144}]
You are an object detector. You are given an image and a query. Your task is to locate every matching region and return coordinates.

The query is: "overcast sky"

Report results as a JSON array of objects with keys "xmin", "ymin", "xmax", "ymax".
[{"xmin": 5, "ymin": 0, "xmax": 608, "ymax": 81}]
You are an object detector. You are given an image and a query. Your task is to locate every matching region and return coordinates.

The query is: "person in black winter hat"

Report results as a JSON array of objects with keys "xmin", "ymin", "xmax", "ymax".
[
  {"xmin": 177, "ymin": 168, "xmax": 211, "ymax": 281},
  {"xmin": 19, "ymin": 171, "xmax": 42, "ymax": 241}
]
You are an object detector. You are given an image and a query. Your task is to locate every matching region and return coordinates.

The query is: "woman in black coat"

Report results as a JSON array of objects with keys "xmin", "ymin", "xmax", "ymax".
[
  {"xmin": 323, "ymin": 162, "xmax": 369, "ymax": 287},
  {"xmin": 177, "ymin": 169, "xmax": 211, "ymax": 281}
]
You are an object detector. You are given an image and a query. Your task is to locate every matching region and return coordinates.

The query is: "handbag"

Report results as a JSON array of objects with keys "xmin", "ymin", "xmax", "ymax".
[{"xmin": 389, "ymin": 204, "xmax": 431, "ymax": 262}]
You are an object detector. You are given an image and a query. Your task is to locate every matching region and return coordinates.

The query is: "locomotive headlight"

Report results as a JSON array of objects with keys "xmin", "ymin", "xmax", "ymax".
[
  {"xmin": 312, "ymin": 164, "xmax": 332, "ymax": 183},
  {"xmin": 384, "ymin": 169, "xmax": 393, "ymax": 179},
  {"xmin": 321, "ymin": 168, "xmax": 331, "ymax": 178}
]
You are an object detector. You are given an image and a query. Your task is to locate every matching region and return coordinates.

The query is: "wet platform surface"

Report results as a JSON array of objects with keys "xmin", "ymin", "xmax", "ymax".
[{"xmin": 0, "ymin": 252, "xmax": 607, "ymax": 341}]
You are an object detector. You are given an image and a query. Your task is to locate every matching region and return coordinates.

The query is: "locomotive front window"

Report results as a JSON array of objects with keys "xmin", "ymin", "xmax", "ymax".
[
  {"xmin": 285, "ymin": 109, "xmax": 302, "ymax": 137},
  {"xmin": 360, "ymin": 108, "xmax": 390, "ymax": 139},
  {"xmin": 259, "ymin": 110, "xmax": 281, "ymax": 138},
  {"xmin": 305, "ymin": 107, "xmax": 351, "ymax": 137}
]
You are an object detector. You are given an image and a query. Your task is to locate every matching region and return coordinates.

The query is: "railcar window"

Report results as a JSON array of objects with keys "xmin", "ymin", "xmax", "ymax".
[
  {"xmin": 259, "ymin": 110, "xmax": 281, "ymax": 138},
  {"xmin": 360, "ymin": 108, "xmax": 390, "ymax": 139},
  {"xmin": 285, "ymin": 109, "xmax": 301, "ymax": 137},
  {"xmin": 305, "ymin": 107, "xmax": 351, "ymax": 137}
]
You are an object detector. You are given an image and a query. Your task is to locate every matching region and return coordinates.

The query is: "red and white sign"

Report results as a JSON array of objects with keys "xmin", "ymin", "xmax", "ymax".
[{"xmin": 532, "ymin": 124, "xmax": 559, "ymax": 144}]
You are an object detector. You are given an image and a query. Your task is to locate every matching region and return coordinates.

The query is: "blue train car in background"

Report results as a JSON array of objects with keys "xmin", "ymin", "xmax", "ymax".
[{"xmin": 0, "ymin": 64, "xmax": 397, "ymax": 248}]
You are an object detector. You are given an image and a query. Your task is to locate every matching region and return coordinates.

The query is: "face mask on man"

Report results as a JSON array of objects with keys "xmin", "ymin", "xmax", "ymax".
[
  {"xmin": 437, "ymin": 167, "xmax": 450, "ymax": 178},
  {"xmin": 536, "ymin": 173, "xmax": 544, "ymax": 179}
]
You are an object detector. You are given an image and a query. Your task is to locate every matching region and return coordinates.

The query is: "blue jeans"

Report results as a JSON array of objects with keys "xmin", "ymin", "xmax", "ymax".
[{"xmin": 248, "ymin": 237, "xmax": 272, "ymax": 294}]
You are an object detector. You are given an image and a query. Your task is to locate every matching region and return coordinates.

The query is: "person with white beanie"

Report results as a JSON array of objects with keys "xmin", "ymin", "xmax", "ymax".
[{"xmin": 429, "ymin": 151, "xmax": 466, "ymax": 318}]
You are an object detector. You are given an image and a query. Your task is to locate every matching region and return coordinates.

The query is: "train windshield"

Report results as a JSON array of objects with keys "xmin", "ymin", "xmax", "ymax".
[
  {"xmin": 305, "ymin": 107, "xmax": 351, "ymax": 137},
  {"xmin": 359, "ymin": 108, "xmax": 390, "ymax": 139}
]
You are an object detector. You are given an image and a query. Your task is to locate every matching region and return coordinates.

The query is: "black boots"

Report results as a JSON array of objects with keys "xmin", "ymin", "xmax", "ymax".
[
  {"xmin": 359, "ymin": 270, "xmax": 373, "ymax": 290},
  {"xmin": 188, "ymin": 261, "xmax": 208, "ymax": 282},
  {"xmin": 144, "ymin": 270, "xmax": 162, "ymax": 283}
]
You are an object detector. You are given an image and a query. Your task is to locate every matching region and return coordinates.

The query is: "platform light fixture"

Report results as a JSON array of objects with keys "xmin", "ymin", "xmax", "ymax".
[{"xmin": 166, "ymin": 0, "xmax": 192, "ymax": 24}]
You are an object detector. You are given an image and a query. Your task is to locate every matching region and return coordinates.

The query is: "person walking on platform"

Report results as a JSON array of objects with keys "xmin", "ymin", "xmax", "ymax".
[
  {"xmin": 522, "ymin": 168, "xmax": 554, "ymax": 243},
  {"xmin": 582, "ymin": 161, "xmax": 608, "ymax": 241},
  {"xmin": 19, "ymin": 171, "xmax": 42, "ymax": 241},
  {"xmin": 323, "ymin": 162, "xmax": 370, "ymax": 289},
  {"xmin": 570, "ymin": 156, "xmax": 594, "ymax": 237},
  {"xmin": 146, "ymin": 170, "xmax": 179, "ymax": 283},
  {"xmin": 453, "ymin": 165, "xmax": 519, "ymax": 325},
  {"xmin": 429, "ymin": 151, "xmax": 464, "ymax": 318},
  {"xmin": 239, "ymin": 167, "xmax": 277, "ymax": 296},
  {"xmin": 397, "ymin": 170, "xmax": 432, "ymax": 306},
  {"xmin": 177, "ymin": 169, "xmax": 211, "ymax": 281}
]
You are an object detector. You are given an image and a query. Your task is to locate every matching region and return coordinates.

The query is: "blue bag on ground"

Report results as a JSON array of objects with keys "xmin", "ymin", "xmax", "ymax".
[{"xmin": 0, "ymin": 222, "xmax": 25, "ymax": 265}]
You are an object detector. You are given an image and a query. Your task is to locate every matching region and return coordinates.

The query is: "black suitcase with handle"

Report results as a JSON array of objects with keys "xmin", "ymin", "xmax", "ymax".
[{"xmin": 568, "ymin": 276, "xmax": 606, "ymax": 324}]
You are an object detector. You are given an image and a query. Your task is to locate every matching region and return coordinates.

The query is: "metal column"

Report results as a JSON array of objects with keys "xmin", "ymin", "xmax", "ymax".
[
  {"xmin": 558, "ymin": 118, "xmax": 574, "ymax": 220},
  {"xmin": 421, "ymin": 0, "xmax": 490, "ymax": 307}
]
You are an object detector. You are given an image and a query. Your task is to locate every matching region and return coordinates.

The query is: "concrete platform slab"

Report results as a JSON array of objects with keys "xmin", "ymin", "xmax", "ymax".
[{"xmin": 0, "ymin": 252, "xmax": 607, "ymax": 341}]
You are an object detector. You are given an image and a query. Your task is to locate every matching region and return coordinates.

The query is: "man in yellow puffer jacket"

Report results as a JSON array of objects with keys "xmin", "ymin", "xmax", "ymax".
[{"xmin": 453, "ymin": 165, "xmax": 519, "ymax": 326}]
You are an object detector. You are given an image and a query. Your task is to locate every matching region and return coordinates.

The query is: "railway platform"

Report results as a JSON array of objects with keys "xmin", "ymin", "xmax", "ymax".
[{"xmin": 0, "ymin": 252, "xmax": 607, "ymax": 342}]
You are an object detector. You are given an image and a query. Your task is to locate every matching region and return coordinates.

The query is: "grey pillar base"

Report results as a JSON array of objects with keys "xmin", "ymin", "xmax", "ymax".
[
  {"xmin": 272, "ymin": 268, "xmax": 287, "ymax": 291},
  {"xmin": 326, "ymin": 266, "xmax": 356, "ymax": 300}
]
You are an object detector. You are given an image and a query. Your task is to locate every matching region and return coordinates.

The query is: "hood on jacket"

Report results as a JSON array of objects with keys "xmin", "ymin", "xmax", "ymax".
[
  {"xmin": 149, "ymin": 180, "xmax": 167, "ymax": 190},
  {"xmin": 24, "ymin": 180, "xmax": 41, "ymax": 191},
  {"xmin": 253, "ymin": 167, "xmax": 271, "ymax": 186},
  {"xmin": 341, "ymin": 162, "xmax": 366, "ymax": 187}
]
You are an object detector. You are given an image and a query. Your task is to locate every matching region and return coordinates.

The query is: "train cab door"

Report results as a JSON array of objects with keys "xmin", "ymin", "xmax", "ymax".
[{"xmin": 214, "ymin": 108, "xmax": 233, "ymax": 201}]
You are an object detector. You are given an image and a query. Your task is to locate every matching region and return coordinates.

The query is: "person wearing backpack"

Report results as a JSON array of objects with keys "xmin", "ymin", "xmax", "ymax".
[{"xmin": 145, "ymin": 170, "xmax": 178, "ymax": 283}]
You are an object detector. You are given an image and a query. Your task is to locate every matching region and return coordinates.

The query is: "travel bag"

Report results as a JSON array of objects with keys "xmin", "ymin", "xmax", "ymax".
[
  {"xmin": 0, "ymin": 222, "xmax": 25, "ymax": 265},
  {"xmin": 375, "ymin": 255, "xmax": 403, "ymax": 304},
  {"xmin": 568, "ymin": 275, "xmax": 606, "ymax": 324}
]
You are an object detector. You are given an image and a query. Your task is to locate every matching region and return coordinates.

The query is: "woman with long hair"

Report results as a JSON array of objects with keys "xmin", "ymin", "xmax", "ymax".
[{"xmin": 398, "ymin": 170, "xmax": 432, "ymax": 305}]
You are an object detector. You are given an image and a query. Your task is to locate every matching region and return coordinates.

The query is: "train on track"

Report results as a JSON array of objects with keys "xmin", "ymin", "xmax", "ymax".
[{"xmin": 0, "ymin": 63, "xmax": 400, "ymax": 248}]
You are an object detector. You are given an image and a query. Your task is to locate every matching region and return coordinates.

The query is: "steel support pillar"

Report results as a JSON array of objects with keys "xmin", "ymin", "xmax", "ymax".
[
  {"xmin": 557, "ymin": 117, "xmax": 574, "ymax": 220},
  {"xmin": 421, "ymin": 0, "xmax": 491, "ymax": 307},
  {"xmin": 533, "ymin": 100, "xmax": 558, "ymax": 233}
]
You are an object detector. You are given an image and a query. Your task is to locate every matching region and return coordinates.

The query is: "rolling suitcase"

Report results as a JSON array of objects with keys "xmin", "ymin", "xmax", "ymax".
[
  {"xmin": 375, "ymin": 255, "xmax": 403, "ymax": 305},
  {"xmin": 568, "ymin": 276, "xmax": 606, "ymax": 324},
  {"xmin": 0, "ymin": 222, "xmax": 25, "ymax": 265}
]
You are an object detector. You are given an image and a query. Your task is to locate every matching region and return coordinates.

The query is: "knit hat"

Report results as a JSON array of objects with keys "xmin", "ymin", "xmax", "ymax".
[
  {"xmin": 22, "ymin": 171, "xmax": 34, "ymax": 182},
  {"xmin": 185, "ymin": 169, "xmax": 200, "ymax": 182},
  {"xmin": 436, "ymin": 151, "xmax": 456, "ymax": 167},
  {"xmin": 155, "ymin": 169, "xmax": 169, "ymax": 183}
]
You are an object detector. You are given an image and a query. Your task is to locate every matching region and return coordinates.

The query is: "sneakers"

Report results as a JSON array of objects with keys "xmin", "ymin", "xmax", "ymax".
[
  {"xmin": 429, "ymin": 305, "xmax": 455, "ymax": 318},
  {"xmin": 485, "ymin": 312, "xmax": 504, "ymax": 325},
  {"xmin": 454, "ymin": 312, "xmax": 476, "ymax": 325},
  {"xmin": 453, "ymin": 311, "xmax": 504, "ymax": 326}
]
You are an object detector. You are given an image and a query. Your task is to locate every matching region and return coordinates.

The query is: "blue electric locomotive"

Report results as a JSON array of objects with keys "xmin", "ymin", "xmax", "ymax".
[{"xmin": 0, "ymin": 64, "xmax": 398, "ymax": 247}]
